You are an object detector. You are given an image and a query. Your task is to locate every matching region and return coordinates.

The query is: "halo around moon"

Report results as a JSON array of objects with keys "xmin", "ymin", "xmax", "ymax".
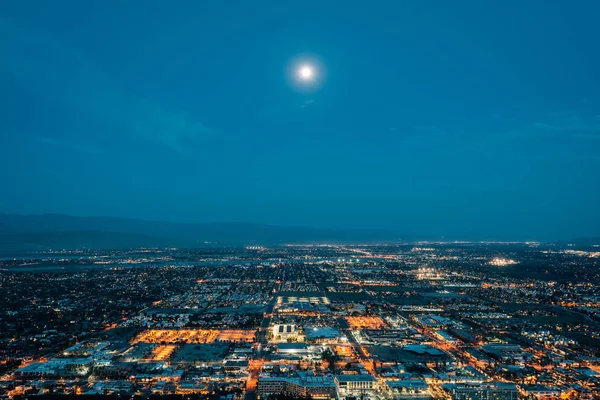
[{"xmin": 287, "ymin": 55, "xmax": 325, "ymax": 92}]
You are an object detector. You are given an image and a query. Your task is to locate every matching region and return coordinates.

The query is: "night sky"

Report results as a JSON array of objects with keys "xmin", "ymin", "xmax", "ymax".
[{"xmin": 1, "ymin": 1, "xmax": 599, "ymax": 240}]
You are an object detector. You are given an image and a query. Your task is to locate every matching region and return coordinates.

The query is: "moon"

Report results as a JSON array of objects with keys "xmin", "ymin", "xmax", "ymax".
[
  {"xmin": 298, "ymin": 64, "xmax": 315, "ymax": 81},
  {"xmin": 287, "ymin": 56, "xmax": 324, "ymax": 91}
]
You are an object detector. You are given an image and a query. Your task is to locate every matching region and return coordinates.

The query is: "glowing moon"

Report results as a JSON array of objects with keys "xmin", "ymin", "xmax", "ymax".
[
  {"xmin": 298, "ymin": 64, "xmax": 314, "ymax": 81},
  {"xmin": 287, "ymin": 56, "xmax": 323, "ymax": 91}
]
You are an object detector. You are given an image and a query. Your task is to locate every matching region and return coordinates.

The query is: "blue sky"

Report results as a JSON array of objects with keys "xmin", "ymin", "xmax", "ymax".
[{"xmin": 1, "ymin": 1, "xmax": 599, "ymax": 240}]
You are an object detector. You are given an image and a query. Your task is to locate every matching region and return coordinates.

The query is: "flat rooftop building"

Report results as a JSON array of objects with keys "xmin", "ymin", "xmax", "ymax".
[
  {"xmin": 258, "ymin": 376, "xmax": 336, "ymax": 399},
  {"xmin": 444, "ymin": 381, "xmax": 518, "ymax": 400},
  {"xmin": 335, "ymin": 374, "xmax": 378, "ymax": 394}
]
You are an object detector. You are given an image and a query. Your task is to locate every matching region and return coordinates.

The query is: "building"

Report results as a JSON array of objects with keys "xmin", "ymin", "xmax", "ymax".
[
  {"xmin": 306, "ymin": 327, "xmax": 343, "ymax": 343},
  {"xmin": 385, "ymin": 379, "xmax": 430, "ymax": 398},
  {"xmin": 276, "ymin": 342, "xmax": 309, "ymax": 355},
  {"xmin": 520, "ymin": 385, "xmax": 561, "ymax": 399},
  {"xmin": 335, "ymin": 374, "xmax": 378, "ymax": 395},
  {"xmin": 481, "ymin": 344, "xmax": 524, "ymax": 363},
  {"xmin": 14, "ymin": 358, "xmax": 93, "ymax": 378},
  {"xmin": 257, "ymin": 376, "xmax": 336, "ymax": 399},
  {"xmin": 63, "ymin": 341, "xmax": 110, "ymax": 357},
  {"xmin": 271, "ymin": 324, "xmax": 299, "ymax": 342},
  {"xmin": 449, "ymin": 328, "xmax": 477, "ymax": 344},
  {"xmin": 434, "ymin": 330, "xmax": 458, "ymax": 344},
  {"xmin": 445, "ymin": 381, "xmax": 518, "ymax": 400}
]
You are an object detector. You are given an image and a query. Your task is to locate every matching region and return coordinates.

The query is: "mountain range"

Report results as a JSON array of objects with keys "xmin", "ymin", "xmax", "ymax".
[
  {"xmin": 0, "ymin": 214, "xmax": 396, "ymax": 250},
  {"xmin": 1, "ymin": 214, "xmax": 598, "ymax": 251}
]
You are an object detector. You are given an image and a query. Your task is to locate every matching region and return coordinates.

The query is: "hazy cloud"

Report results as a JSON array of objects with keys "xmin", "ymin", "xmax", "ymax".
[
  {"xmin": 300, "ymin": 99, "xmax": 315, "ymax": 109},
  {"xmin": 529, "ymin": 114, "xmax": 600, "ymax": 137}
]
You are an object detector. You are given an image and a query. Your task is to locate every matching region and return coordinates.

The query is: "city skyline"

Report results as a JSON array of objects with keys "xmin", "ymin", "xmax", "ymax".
[{"xmin": 2, "ymin": 243, "xmax": 599, "ymax": 399}]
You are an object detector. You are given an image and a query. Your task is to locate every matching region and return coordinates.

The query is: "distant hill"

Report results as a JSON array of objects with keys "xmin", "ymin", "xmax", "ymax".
[
  {"xmin": 0, "ymin": 231, "xmax": 188, "ymax": 252},
  {"xmin": 0, "ymin": 214, "xmax": 396, "ymax": 250}
]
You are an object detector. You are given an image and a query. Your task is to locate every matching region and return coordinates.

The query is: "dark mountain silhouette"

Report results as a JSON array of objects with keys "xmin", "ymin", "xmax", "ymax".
[{"xmin": 0, "ymin": 214, "xmax": 396, "ymax": 250}]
